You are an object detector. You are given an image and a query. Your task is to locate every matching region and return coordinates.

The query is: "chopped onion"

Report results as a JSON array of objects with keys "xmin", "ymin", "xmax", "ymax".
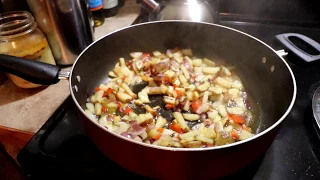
[
  {"xmin": 183, "ymin": 58, "xmax": 192, "ymax": 71},
  {"xmin": 132, "ymin": 122, "xmax": 144, "ymax": 131},
  {"xmin": 120, "ymin": 132, "xmax": 133, "ymax": 139},
  {"xmin": 170, "ymin": 60, "xmax": 180, "ymax": 71},
  {"xmin": 153, "ymin": 62, "xmax": 169, "ymax": 74}
]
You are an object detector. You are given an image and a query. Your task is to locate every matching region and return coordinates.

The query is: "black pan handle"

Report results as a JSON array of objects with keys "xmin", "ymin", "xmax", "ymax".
[
  {"xmin": 275, "ymin": 33, "xmax": 320, "ymax": 63},
  {"xmin": 0, "ymin": 54, "xmax": 61, "ymax": 85}
]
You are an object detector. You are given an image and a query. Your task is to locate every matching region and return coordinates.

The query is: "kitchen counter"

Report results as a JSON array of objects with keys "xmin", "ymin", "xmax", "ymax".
[{"xmin": 0, "ymin": 1, "xmax": 140, "ymax": 158}]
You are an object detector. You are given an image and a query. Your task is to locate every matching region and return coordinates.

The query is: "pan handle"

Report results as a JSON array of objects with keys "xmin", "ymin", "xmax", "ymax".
[
  {"xmin": 275, "ymin": 33, "xmax": 320, "ymax": 63},
  {"xmin": 0, "ymin": 54, "xmax": 61, "ymax": 85}
]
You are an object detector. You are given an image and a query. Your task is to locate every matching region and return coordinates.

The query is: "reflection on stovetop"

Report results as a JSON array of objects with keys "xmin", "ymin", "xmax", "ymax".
[{"xmin": 17, "ymin": 13, "xmax": 320, "ymax": 180}]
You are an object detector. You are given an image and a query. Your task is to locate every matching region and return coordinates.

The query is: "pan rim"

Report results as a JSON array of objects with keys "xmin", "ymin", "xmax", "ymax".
[{"xmin": 69, "ymin": 20, "xmax": 297, "ymax": 152}]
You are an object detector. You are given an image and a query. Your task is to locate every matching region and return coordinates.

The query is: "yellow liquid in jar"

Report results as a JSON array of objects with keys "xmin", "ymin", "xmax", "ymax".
[{"xmin": 0, "ymin": 29, "xmax": 56, "ymax": 88}]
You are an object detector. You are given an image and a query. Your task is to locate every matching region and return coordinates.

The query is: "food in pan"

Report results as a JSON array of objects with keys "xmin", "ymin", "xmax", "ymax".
[{"xmin": 85, "ymin": 48, "xmax": 257, "ymax": 148}]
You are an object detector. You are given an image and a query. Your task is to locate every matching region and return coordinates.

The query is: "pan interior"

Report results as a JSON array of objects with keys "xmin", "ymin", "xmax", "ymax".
[{"xmin": 70, "ymin": 21, "xmax": 295, "ymax": 135}]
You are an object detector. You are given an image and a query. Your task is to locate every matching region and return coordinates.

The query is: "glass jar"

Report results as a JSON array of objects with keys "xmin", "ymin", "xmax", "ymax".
[{"xmin": 0, "ymin": 11, "xmax": 56, "ymax": 88}]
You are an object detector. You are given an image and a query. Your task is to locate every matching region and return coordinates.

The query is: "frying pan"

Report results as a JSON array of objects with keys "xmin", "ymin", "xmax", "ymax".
[{"xmin": 0, "ymin": 21, "xmax": 296, "ymax": 179}]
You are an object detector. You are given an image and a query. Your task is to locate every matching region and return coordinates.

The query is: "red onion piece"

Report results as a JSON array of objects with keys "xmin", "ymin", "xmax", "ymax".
[
  {"xmin": 107, "ymin": 115, "xmax": 114, "ymax": 121},
  {"xmin": 200, "ymin": 113, "xmax": 208, "ymax": 120},
  {"xmin": 170, "ymin": 60, "xmax": 180, "ymax": 71},
  {"xmin": 183, "ymin": 58, "xmax": 192, "ymax": 71},
  {"xmin": 120, "ymin": 132, "xmax": 132, "ymax": 139},
  {"xmin": 130, "ymin": 128, "xmax": 146, "ymax": 137},
  {"xmin": 153, "ymin": 62, "xmax": 169, "ymax": 74},
  {"xmin": 132, "ymin": 122, "xmax": 144, "ymax": 131}
]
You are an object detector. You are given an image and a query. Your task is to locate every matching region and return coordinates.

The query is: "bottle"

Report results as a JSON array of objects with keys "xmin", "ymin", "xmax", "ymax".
[
  {"xmin": 103, "ymin": 0, "xmax": 119, "ymax": 18},
  {"xmin": 118, "ymin": 0, "xmax": 125, "ymax": 8},
  {"xmin": 0, "ymin": 11, "xmax": 56, "ymax": 88},
  {"xmin": 89, "ymin": 0, "xmax": 105, "ymax": 27}
]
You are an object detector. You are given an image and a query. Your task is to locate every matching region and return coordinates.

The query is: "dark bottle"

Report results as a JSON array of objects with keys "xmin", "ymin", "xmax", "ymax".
[
  {"xmin": 89, "ymin": 0, "xmax": 105, "ymax": 27},
  {"xmin": 118, "ymin": 0, "xmax": 125, "ymax": 8},
  {"xmin": 103, "ymin": 0, "xmax": 119, "ymax": 18}
]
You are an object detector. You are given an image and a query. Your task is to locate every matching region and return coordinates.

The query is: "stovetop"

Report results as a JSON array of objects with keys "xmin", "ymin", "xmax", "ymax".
[{"xmin": 17, "ymin": 13, "xmax": 320, "ymax": 180}]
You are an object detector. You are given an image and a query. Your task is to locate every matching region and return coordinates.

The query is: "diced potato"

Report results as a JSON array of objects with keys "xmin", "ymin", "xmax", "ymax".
[
  {"xmin": 195, "ymin": 135, "xmax": 214, "ymax": 144},
  {"xmin": 135, "ymin": 61, "xmax": 143, "ymax": 70},
  {"xmin": 194, "ymin": 67, "xmax": 202, "ymax": 73},
  {"xmin": 215, "ymin": 77, "xmax": 232, "ymax": 88},
  {"xmin": 120, "ymin": 66, "xmax": 131, "ymax": 77},
  {"xmin": 193, "ymin": 91, "xmax": 199, "ymax": 100},
  {"xmin": 239, "ymin": 130, "xmax": 254, "ymax": 140},
  {"xmin": 182, "ymin": 113, "xmax": 200, "ymax": 121},
  {"xmin": 203, "ymin": 58, "xmax": 216, "ymax": 67},
  {"xmin": 197, "ymin": 81, "xmax": 210, "ymax": 91},
  {"xmin": 158, "ymin": 135, "xmax": 175, "ymax": 147},
  {"xmin": 207, "ymin": 110, "xmax": 218, "ymax": 121},
  {"xmin": 134, "ymin": 136, "xmax": 143, "ymax": 142},
  {"xmin": 122, "ymin": 115, "xmax": 130, "ymax": 121},
  {"xmin": 202, "ymin": 91, "xmax": 209, "ymax": 105},
  {"xmin": 217, "ymin": 105, "xmax": 228, "ymax": 117},
  {"xmin": 130, "ymin": 52, "xmax": 142, "ymax": 59},
  {"xmin": 99, "ymin": 117, "xmax": 113, "ymax": 130},
  {"xmin": 164, "ymin": 96, "xmax": 176, "ymax": 104},
  {"xmin": 179, "ymin": 74, "xmax": 188, "ymax": 85},
  {"xmin": 114, "ymin": 115, "xmax": 121, "ymax": 123},
  {"xmin": 183, "ymin": 100, "xmax": 190, "ymax": 111},
  {"xmin": 181, "ymin": 48, "xmax": 193, "ymax": 56},
  {"xmin": 138, "ymin": 91, "xmax": 150, "ymax": 103},
  {"xmin": 205, "ymin": 126, "xmax": 217, "ymax": 139},
  {"xmin": 160, "ymin": 84, "xmax": 168, "ymax": 94},
  {"xmin": 213, "ymin": 114, "xmax": 222, "ymax": 123},
  {"xmin": 147, "ymin": 87, "xmax": 163, "ymax": 95},
  {"xmin": 151, "ymin": 57, "xmax": 161, "ymax": 65},
  {"xmin": 198, "ymin": 123, "xmax": 206, "ymax": 135},
  {"xmin": 116, "ymin": 92, "xmax": 133, "ymax": 103},
  {"xmin": 232, "ymin": 80, "xmax": 243, "ymax": 89},
  {"xmin": 153, "ymin": 51, "xmax": 162, "ymax": 56},
  {"xmin": 180, "ymin": 66, "xmax": 190, "ymax": 80},
  {"xmin": 180, "ymin": 130, "xmax": 199, "ymax": 140},
  {"xmin": 227, "ymin": 107, "xmax": 245, "ymax": 115},
  {"xmin": 186, "ymin": 91, "xmax": 193, "ymax": 101},
  {"xmin": 134, "ymin": 99, "xmax": 143, "ymax": 105},
  {"xmin": 120, "ymin": 83, "xmax": 136, "ymax": 98},
  {"xmin": 195, "ymin": 75, "xmax": 204, "ymax": 82},
  {"xmin": 119, "ymin": 58, "xmax": 126, "ymax": 66},
  {"xmin": 155, "ymin": 116, "xmax": 167, "ymax": 128},
  {"xmin": 86, "ymin": 103, "xmax": 95, "ymax": 114},
  {"xmin": 129, "ymin": 112, "xmax": 138, "ymax": 119},
  {"xmin": 115, "ymin": 121, "xmax": 130, "ymax": 134},
  {"xmin": 173, "ymin": 78, "xmax": 181, "ymax": 86},
  {"xmin": 95, "ymin": 90, "xmax": 104, "ymax": 103},
  {"xmin": 167, "ymin": 86, "xmax": 174, "ymax": 94},
  {"xmin": 173, "ymin": 53, "xmax": 183, "ymax": 63},
  {"xmin": 192, "ymin": 59, "xmax": 202, "ymax": 66},
  {"xmin": 140, "ymin": 131, "xmax": 148, "ymax": 140},
  {"xmin": 182, "ymin": 141, "xmax": 202, "ymax": 148},
  {"xmin": 90, "ymin": 94, "xmax": 97, "ymax": 103},
  {"xmin": 136, "ymin": 113, "xmax": 153, "ymax": 125},
  {"xmin": 215, "ymin": 131, "xmax": 235, "ymax": 146},
  {"xmin": 185, "ymin": 84, "xmax": 196, "ymax": 91},
  {"xmin": 228, "ymin": 88, "xmax": 240, "ymax": 98},
  {"xmin": 108, "ymin": 71, "xmax": 117, "ymax": 77},
  {"xmin": 94, "ymin": 103, "xmax": 102, "ymax": 115},
  {"xmin": 172, "ymin": 112, "xmax": 190, "ymax": 132},
  {"xmin": 202, "ymin": 67, "xmax": 221, "ymax": 75},
  {"xmin": 222, "ymin": 67, "xmax": 231, "ymax": 76},
  {"xmin": 85, "ymin": 109, "xmax": 96, "ymax": 120},
  {"xmin": 164, "ymin": 70, "xmax": 175, "ymax": 78},
  {"xmin": 209, "ymin": 86, "xmax": 223, "ymax": 94},
  {"xmin": 148, "ymin": 129, "xmax": 158, "ymax": 138}
]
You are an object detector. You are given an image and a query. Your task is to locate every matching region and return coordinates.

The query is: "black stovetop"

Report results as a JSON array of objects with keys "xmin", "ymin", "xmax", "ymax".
[{"xmin": 17, "ymin": 14, "xmax": 320, "ymax": 180}]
